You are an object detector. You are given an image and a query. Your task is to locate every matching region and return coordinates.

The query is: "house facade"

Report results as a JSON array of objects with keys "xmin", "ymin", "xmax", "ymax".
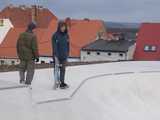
[
  {"xmin": 81, "ymin": 39, "xmax": 135, "ymax": 62},
  {"xmin": 134, "ymin": 23, "xmax": 160, "ymax": 61},
  {"xmin": 0, "ymin": 58, "xmax": 20, "ymax": 65}
]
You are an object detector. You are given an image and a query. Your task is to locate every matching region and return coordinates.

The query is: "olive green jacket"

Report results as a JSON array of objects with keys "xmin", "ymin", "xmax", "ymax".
[{"xmin": 16, "ymin": 32, "xmax": 39, "ymax": 61}]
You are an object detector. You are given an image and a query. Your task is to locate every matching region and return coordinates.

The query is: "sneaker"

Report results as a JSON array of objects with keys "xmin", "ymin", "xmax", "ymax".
[
  {"xmin": 25, "ymin": 82, "xmax": 32, "ymax": 89},
  {"xmin": 53, "ymin": 83, "xmax": 60, "ymax": 90},
  {"xmin": 60, "ymin": 83, "xmax": 69, "ymax": 89},
  {"xmin": 27, "ymin": 85, "xmax": 32, "ymax": 90}
]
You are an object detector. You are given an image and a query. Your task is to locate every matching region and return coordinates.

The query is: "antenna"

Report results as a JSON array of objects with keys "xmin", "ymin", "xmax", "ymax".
[
  {"xmin": 31, "ymin": 0, "xmax": 55, "ymax": 22},
  {"xmin": 36, "ymin": 0, "xmax": 54, "ymax": 8}
]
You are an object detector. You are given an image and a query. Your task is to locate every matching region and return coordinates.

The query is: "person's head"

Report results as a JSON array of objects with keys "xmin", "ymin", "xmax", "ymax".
[
  {"xmin": 57, "ymin": 21, "xmax": 68, "ymax": 34},
  {"xmin": 26, "ymin": 22, "xmax": 37, "ymax": 33}
]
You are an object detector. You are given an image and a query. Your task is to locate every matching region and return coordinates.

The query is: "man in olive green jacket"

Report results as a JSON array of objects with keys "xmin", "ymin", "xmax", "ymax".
[{"xmin": 16, "ymin": 22, "xmax": 39, "ymax": 85}]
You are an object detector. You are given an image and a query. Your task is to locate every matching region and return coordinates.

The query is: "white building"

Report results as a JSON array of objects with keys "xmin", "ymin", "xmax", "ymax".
[
  {"xmin": 81, "ymin": 39, "xmax": 135, "ymax": 62},
  {"xmin": 0, "ymin": 19, "xmax": 13, "ymax": 44},
  {"xmin": 0, "ymin": 19, "xmax": 15, "ymax": 65},
  {"xmin": 0, "ymin": 58, "xmax": 20, "ymax": 65}
]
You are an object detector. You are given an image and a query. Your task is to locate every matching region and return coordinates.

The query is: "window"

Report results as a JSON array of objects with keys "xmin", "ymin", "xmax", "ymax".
[
  {"xmin": 144, "ymin": 45, "xmax": 150, "ymax": 51},
  {"xmin": 0, "ymin": 19, "xmax": 4, "ymax": 26},
  {"xmin": 0, "ymin": 60, "xmax": 4, "ymax": 65},
  {"xmin": 108, "ymin": 52, "xmax": 112, "ymax": 56},
  {"xmin": 144, "ymin": 45, "xmax": 157, "ymax": 52},
  {"xmin": 97, "ymin": 52, "xmax": 100, "ymax": 55},
  {"xmin": 41, "ymin": 61, "xmax": 45, "ymax": 64},
  {"xmin": 50, "ymin": 61, "xmax": 54, "ymax": 64},
  {"xmin": 151, "ymin": 46, "xmax": 156, "ymax": 51},
  {"xmin": 119, "ymin": 53, "xmax": 123, "ymax": 57},
  {"xmin": 87, "ymin": 51, "xmax": 91, "ymax": 55},
  {"xmin": 11, "ymin": 61, "xmax": 15, "ymax": 65}
]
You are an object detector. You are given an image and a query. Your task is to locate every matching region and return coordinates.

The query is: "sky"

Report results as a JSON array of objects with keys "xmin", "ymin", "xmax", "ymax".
[{"xmin": 0, "ymin": 0, "xmax": 160, "ymax": 23}]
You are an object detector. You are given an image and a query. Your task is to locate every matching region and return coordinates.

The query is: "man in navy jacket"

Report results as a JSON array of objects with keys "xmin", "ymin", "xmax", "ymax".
[{"xmin": 52, "ymin": 21, "xmax": 70, "ymax": 89}]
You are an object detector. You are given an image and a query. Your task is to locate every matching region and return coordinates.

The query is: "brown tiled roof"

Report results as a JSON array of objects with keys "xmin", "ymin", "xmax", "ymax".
[
  {"xmin": 0, "ymin": 19, "xmax": 58, "ymax": 58},
  {"xmin": 0, "ymin": 6, "xmax": 106, "ymax": 58},
  {"xmin": 0, "ymin": 6, "xmax": 58, "ymax": 58},
  {"xmin": 0, "ymin": 28, "xmax": 25, "ymax": 58},
  {"xmin": 0, "ymin": 6, "xmax": 57, "ymax": 28},
  {"xmin": 68, "ymin": 19, "xmax": 106, "ymax": 57}
]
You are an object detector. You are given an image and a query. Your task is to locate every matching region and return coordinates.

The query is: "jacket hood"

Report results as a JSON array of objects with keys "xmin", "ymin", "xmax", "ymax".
[
  {"xmin": 56, "ymin": 21, "xmax": 68, "ymax": 35},
  {"xmin": 26, "ymin": 22, "xmax": 37, "ymax": 32}
]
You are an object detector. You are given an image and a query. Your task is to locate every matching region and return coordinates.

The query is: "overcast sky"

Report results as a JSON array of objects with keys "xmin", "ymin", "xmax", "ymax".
[{"xmin": 0, "ymin": 0, "xmax": 159, "ymax": 23}]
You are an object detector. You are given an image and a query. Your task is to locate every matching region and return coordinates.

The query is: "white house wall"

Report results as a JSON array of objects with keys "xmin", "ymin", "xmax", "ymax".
[
  {"xmin": 0, "ymin": 19, "xmax": 13, "ymax": 44},
  {"xmin": 0, "ymin": 59, "xmax": 20, "ymax": 65},
  {"xmin": 127, "ymin": 44, "xmax": 136, "ymax": 60},
  {"xmin": 81, "ymin": 51, "xmax": 126, "ymax": 62},
  {"xmin": 38, "ymin": 57, "xmax": 53, "ymax": 64},
  {"xmin": 39, "ymin": 57, "xmax": 80, "ymax": 64}
]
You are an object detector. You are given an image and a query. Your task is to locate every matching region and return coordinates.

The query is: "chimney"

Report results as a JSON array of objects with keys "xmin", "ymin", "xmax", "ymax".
[
  {"xmin": 19, "ymin": 5, "xmax": 27, "ymax": 10},
  {"xmin": 107, "ymin": 33, "xmax": 114, "ymax": 41},
  {"xmin": 31, "ymin": 5, "xmax": 38, "ymax": 23},
  {"xmin": 38, "ymin": 5, "xmax": 44, "ymax": 10},
  {"xmin": 97, "ymin": 30, "xmax": 105, "ymax": 40},
  {"xmin": 84, "ymin": 18, "xmax": 90, "ymax": 22}
]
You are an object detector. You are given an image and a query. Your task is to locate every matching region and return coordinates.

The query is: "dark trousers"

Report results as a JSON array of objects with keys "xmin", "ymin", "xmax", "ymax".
[
  {"xmin": 19, "ymin": 60, "xmax": 35, "ymax": 85},
  {"xmin": 59, "ymin": 60, "xmax": 67, "ymax": 84}
]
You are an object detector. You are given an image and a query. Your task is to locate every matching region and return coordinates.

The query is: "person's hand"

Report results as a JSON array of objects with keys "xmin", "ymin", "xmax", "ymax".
[{"xmin": 35, "ymin": 58, "xmax": 39, "ymax": 62}]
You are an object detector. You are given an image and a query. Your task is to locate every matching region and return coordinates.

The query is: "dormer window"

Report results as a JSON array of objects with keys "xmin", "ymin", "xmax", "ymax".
[
  {"xmin": 144, "ymin": 45, "xmax": 157, "ymax": 52},
  {"xmin": 87, "ymin": 51, "xmax": 91, "ymax": 55},
  {"xmin": 144, "ymin": 45, "xmax": 150, "ymax": 51},
  {"xmin": 0, "ymin": 19, "xmax": 4, "ymax": 26}
]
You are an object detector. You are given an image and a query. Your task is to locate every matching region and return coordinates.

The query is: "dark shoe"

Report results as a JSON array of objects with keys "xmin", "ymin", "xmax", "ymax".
[
  {"xmin": 25, "ymin": 81, "xmax": 31, "ymax": 85},
  {"xmin": 20, "ymin": 80, "xmax": 25, "ymax": 84},
  {"xmin": 27, "ymin": 85, "xmax": 32, "ymax": 90},
  {"xmin": 60, "ymin": 83, "xmax": 69, "ymax": 89}
]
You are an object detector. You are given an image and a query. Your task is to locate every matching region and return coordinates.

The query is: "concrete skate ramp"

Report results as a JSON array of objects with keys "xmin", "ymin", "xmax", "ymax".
[
  {"xmin": 1, "ymin": 61, "xmax": 160, "ymax": 120},
  {"xmin": 37, "ymin": 72, "xmax": 160, "ymax": 120},
  {"xmin": 0, "ymin": 80, "xmax": 33, "ymax": 120},
  {"xmin": 0, "ymin": 80, "xmax": 27, "ymax": 90}
]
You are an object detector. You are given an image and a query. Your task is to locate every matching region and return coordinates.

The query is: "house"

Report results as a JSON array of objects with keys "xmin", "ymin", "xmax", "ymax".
[
  {"xmin": 81, "ymin": 38, "xmax": 135, "ymax": 62},
  {"xmin": 105, "ymin": 22, "xmax": 139, "ymax": 42},
  {"xmin": 134, "ymin": 23, "xmax": 160, "ymax": 61},
  {"xmin": 0, "ymin": 5, "xmax": 58, "ymax": 65},
  {"xmin": 107, "ymin": 32, "xmax": 138, "ymax": 42},
  {"xmin": 66, "ymin": 18, "xmax": 107, "ymax": 58},
  {"xmin": 0, "ymin": 5, "xmax": 106, "ymax": 65}
]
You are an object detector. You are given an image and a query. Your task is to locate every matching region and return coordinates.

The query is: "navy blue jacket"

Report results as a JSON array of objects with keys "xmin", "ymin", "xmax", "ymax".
[{"xmin": 52, "ymin": 32, "xmax": 70, "ymax": 61}]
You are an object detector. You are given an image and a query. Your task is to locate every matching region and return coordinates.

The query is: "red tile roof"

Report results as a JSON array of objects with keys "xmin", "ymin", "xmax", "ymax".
[
  {"xmin": 0, "ymin": 6, "xmax": 106, "ymax": 59},
  {"xmin": 37, "ymin": 19, "xmax": 58, "ymax": 56},
  {"xmin": 68, "ymin": 19, "xmax": 106, "ymax": 57},
  {"xmin": 0, "ymin": 6, "xmax": 58, "ymax": 58},
  {"xmin": 0, "ymin": 19, "xmax": 58, "ymax": 58},
  {"xmin": 0, "ymin": 6, "xmax": 57, "ymax": 28},
  {"xmin": 0, "ymin": 28, "xmax": 25, "ymax": 58},
  {"xmin": 134, "ymin": 23, "xmax": 160, "ymax": 60},
  {"xmin": 38, "ymin": 19, "xmax": 106, "ymax": 58}
]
